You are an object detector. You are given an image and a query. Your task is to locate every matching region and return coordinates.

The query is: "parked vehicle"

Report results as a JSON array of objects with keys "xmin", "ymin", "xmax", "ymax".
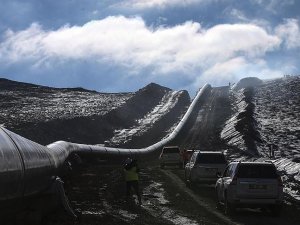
[
  {"xmin": 159, "ymin": 146, "xmax": 181, "ymax": 169},
  {"xmin": 215, "ymin": 161, "xmax": 283, "ymax": 215},
  {"xmin": 184, "ymin": 149, "xmax": 195, "ymax": 161},
  {"xmin": 180, "ymin": 149, "xmax": 194, "ymax": 167},
  {"xmin": 185, "ymin": 151, "xmax": 227, "ymax": 185}
]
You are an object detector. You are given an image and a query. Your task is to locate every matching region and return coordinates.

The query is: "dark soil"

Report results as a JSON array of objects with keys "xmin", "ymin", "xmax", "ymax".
[
  {"xmin": 171, "ymin": 85, "xmax": 232, "ymax": 151},
  {"xmin": 43, "ymin": 163, "xmax": 226, "ymax": 225},
  {"xmin": 0, "ymin": 79, "xmax": 190, "ymax": 145},
  {"xmin": 1, "ymin": 76, "xmax": 300, "ymax": 224}
]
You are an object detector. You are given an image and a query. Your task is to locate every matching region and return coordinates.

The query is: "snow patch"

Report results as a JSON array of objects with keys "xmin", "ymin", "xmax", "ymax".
[{"xmin": 108, "ymin": 91, "xmax": 182, "ymax": 145}]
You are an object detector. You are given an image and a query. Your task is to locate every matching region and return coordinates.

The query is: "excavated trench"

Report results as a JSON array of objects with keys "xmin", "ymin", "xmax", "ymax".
[
  {"xmin": 170, "ymin": 85, "xmax": 232, "ymax": 152},
  {"xmin": 2, "ymin": 77, "xmax": 300, "ymax": 225},
  {"xmin": 38, "ymin": 85, "xmax": 236, "ymax": 225}
]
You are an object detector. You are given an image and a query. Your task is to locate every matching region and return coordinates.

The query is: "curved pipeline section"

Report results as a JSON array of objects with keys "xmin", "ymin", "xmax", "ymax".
[
  {"xmin": 48, "ymin": 84, "xmax": 212, "ymax": 161},
  {"xmin": 0, "ymin": 83, "xmax": 211, "ymax": 201},
  {"xmin": 0, "ymin": 127, "xmax": 55, "ymax": 201}
]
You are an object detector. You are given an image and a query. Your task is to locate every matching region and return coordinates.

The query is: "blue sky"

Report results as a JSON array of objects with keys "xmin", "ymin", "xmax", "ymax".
[{"xmin": 0, "ymin": 0, "xmax": 299, "ymax": 95}]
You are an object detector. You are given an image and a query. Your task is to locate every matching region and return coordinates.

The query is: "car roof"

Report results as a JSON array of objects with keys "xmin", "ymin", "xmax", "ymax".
[
  {"xmin": 163, "ymin": 146, "xmax": 179, "ymax": 148},
  {"xmin": 194, "ymin": 151, "xmax": 224, "ymax": 154},
  {"xmin": 229, "ymin": 161, "xmax": 274, "ymax": 165}
]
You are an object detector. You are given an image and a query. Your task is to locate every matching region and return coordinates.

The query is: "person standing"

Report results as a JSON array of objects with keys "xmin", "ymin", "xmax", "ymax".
[{"xmin": 124, "ymin": 158, "xmax": 142, "ymax": 205}]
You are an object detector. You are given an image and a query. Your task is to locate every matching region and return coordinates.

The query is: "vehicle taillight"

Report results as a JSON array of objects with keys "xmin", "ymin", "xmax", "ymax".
[
  {"xmin": 277, "ymin": 176, "xmax": 283, "ymax": 187},
  {"xmin": 230, "ymin": 176, "xmax": 237, "ymax": 185}
]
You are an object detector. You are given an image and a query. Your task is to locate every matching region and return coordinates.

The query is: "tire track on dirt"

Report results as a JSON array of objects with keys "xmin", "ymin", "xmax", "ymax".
[{"xmin": 161, "ymin": 169, "xmax": 240, "ymax": 225}]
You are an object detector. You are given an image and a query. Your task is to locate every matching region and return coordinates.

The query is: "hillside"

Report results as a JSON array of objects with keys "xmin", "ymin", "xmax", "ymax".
[
  {"xmin": 221, "ymin": 76, "xmax": 300, "ymax": 202},
  {"xmin": 0, "ymin": 78, "xmax": 190, "ymax": 146}
]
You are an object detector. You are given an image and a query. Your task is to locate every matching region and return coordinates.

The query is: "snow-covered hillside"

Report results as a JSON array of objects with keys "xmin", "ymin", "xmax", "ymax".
[
  {"xmin": 0, "ymin": 78, "xmax": 190, "ymax": 146},
  {"xmin": 0, "ymin": 78, "xmax": 133, "ymax": 128},
  {"xmin": 255, "ymin": 76, "xmax": 300, "ymax": 159},
  {"xmin": 107, "ymin": 90, "xmax": 186, "ymax": 146},
  {"xmin": 221, "ymin": 76, "xmax": 300, "ymax": 202},
  {"xmin": 255, "ymin": 76, "xmax": 300, "ymax": 202}
]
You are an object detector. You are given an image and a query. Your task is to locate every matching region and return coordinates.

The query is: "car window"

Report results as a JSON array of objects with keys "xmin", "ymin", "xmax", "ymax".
[
  {"xmin": 223, "ymin": 165, "xmax": 231, "ymax": 177},
  {"xmin": 237, "ymin": 164, "xmax": 278, "ymax": 178},
  {"xmin": 190, "ymin": 153, "xmax": 197, "ymax": 164},
  {"xmin": 196, "ymin": 153, "xmax": 226, "ymax": 164},
  {"xmin": 230, "ymin": 163, "xmax": 238, "ymax": 177}
]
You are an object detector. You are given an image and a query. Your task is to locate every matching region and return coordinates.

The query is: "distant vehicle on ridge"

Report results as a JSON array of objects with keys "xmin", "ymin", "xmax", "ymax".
[
  {"xmin": 159, "ymin": 146, "xmax": 182, "ymax": 169},
  {"xmin": 185, "ymin": 151, "xmax": 227, "ymax": 185}
]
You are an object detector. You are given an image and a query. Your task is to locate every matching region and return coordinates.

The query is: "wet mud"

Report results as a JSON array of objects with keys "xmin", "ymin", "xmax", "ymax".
[{"xmin": 44, "ymin": 163, "xmax": 226, "ymax": 225}]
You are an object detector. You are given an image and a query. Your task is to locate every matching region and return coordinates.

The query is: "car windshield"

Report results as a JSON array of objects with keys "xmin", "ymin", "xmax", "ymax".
[
  {"xmin": 163, "ymin": 147, "xmax": 179, "ymax": 153},
  {"xmin": 237, "ymin": 164, "xmax": 278, "ymax": 178},
  {"xmin": 196, "ymin": 153, "xmax": 226, "ymax": 164}
]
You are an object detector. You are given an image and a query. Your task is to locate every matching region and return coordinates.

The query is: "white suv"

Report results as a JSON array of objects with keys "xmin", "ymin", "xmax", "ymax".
[
  {"xmin": 185, "ymin": 151, "xmax": 227, "ymax": 185},
  {"xmin": 159, "ymin": 146, "xmax": 181, "ymax": 169},
  {"xmin": 215, "ymin": 161, "xmax": 283, "ymax": 215}
]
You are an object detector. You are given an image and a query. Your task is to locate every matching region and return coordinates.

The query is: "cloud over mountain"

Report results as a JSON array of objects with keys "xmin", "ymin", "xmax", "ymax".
[{"xmin": 1, "ymin": 16, "xmax": 284, "ymax": 70}]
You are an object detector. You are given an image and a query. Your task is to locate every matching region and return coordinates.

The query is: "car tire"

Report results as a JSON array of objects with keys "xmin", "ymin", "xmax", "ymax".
[
  {"xmin": 184, "ymin": 172, "xmax": 188, "ymax": 184},
  {"xmin": 185, "ymin": 173, "xmax": 193, "ymax": 188},
  {"xmin": 215, "ymin": 189, "xmax": 222, "ymax": 210},
  {"xmin": 188, "ymin": 176, "xmax": 194, "ymax": 188},
  {"xmin": 224, "ymin": 194, "xmax": 235, "ymax": 215}
]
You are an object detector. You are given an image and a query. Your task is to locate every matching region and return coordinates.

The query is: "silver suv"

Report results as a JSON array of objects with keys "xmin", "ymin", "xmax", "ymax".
[
  {"xmin": 159, "ymin": 146, "xmax": 181, "ymax": 169},
  {"xmin": 215, "ymin": 161, "xmax": 283, "ymax": 215},
  {"xmin": 185, "ymin": 151, "xmax": 227, "ymax": 185}
]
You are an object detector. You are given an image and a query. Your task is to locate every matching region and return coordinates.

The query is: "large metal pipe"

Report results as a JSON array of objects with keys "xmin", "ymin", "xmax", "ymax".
[
  {"xmin": 0, "ymin": 127, "xmax": 55, "ymax": 201},
  {"xmin": 0, "ymin": 84, "xmax": 211, "ymax": 201},
  {"xmin": 48, "ymin": 84, "xmax": 211, "ymax": 160}
]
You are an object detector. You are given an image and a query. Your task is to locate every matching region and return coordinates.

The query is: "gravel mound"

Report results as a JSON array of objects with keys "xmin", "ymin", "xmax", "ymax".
[
  {"xmin": 232, "ymin": 77, "xmax": 263, "ymax": 91},
  {"xmin": 0, "ymin": 78, "xmax": 190, "ymax": 146}
]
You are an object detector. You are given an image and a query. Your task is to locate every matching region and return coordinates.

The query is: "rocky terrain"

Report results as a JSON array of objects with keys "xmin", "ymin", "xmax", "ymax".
[
  {"xmin": 1, "ymin": 75, "xmax": 300, "ymax": 224},
  {"xmin": 0, "ymin": 78, "xmax": 133, "ymax": 126},
  {"xmin": 255, "ymin": 77, "xmax": 300, "ymax": 159},
  {"xmin": 0, "ymin": 78, "xmax": 190, "ymax": 146},
  {"xmin": 221, "ymin": 76, "xmax": 300, "ymax": 202}
]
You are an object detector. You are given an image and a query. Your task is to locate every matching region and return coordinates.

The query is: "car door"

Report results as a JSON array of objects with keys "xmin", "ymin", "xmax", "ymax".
[
  {"xmin": 185, "ymin": 152, "xmax": 197, "ymax": 179},
  {"xmin": 218, "ymin": 164, "xmax": 232, "ymax": 202}
]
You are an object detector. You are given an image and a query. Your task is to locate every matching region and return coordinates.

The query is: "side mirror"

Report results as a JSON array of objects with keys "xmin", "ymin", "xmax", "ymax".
[{"xmin": 216, "ymin": 172, "xmax": 222, "ymax": 178}]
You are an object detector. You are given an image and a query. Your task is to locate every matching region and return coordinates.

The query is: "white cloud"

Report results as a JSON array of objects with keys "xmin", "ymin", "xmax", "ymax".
[
  {"xmin": 226, "ymin": 8, "xmax": 271, "ymax": 29},
  {"xmin": 0, "ymin": 16, "xmax": 281, "ymax": 72},
  {"xmin": 114, "ymin": 0, "xmax": 203, "ymax": 9},
  {"xmin": 228, "ymin": 8, "xmax": 248, "ymax": 21},
  {"xmin": 0, "ymin": 16, "xmax": 286, "ymax": 93},
  {"xmin": 275, "ymin": 19, "xmax": 300, "ymax": 49},
  {"xmin": 193, "ymin": 57, "xmax": 285, "ymax": 90},
  {"xmin": 251, "ymin": 0, "xmax": 295, "ymax": 14},
  {"xmin": 194, "ymin": 57, "xmax": 250, "ymax": 88}
]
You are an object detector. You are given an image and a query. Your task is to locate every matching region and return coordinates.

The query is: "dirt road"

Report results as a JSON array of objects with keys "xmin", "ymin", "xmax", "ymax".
[
  {"xmin": 44, "ymin": 164, "xmax": 300, "ymax": 225},
  {"xmin": 171, "ymin": 86, "xmax": 231, "ymax": 151}
]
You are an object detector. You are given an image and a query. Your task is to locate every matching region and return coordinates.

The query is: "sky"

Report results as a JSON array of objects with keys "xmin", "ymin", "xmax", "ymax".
[{"xmin": 0, "ymin": 0, "xmax": 299, "ymax": 95}]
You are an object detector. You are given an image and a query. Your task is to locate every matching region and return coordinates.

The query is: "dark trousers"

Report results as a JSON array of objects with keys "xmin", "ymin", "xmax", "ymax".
[{"xmin": 126, "ymin": 180, "xmax": 141, "ymax": 203}]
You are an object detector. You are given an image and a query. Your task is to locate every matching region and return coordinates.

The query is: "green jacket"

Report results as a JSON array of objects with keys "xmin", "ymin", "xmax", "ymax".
[{"xmin": 124, "ymin": 166, "xmax": 139, "ymax": 181}]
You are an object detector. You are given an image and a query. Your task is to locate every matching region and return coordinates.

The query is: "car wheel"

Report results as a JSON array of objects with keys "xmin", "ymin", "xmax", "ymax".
[
  {"xmin": 185, "ymin": 173, "xmax": 193, "ymax": 187},
  {"xmin": 188, "ymin": 176, "xmax": 194, "ymax": 188},
  {"xmin": 224, "ymin": 194, "xmax": 235, "ymax": 215},
  {"xmin": 215, "ymin": 188, "xmax": 222, "ymax": 210}
]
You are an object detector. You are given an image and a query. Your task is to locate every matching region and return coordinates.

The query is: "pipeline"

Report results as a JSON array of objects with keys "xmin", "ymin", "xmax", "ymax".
[
  {"xmin": 0, "ymin": 84, "xmax": 211, "ymax": 202},
  {"xmin": 48, "ymin": 84, "xmax": 211, "ymax": 160}
]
